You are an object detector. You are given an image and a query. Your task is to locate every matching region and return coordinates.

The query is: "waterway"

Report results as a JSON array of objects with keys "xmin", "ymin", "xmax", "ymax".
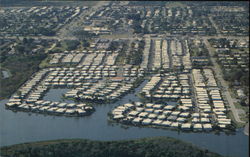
[{"xmin": 0, "ymin": 81, "xmax": 248, "ymax": 157}]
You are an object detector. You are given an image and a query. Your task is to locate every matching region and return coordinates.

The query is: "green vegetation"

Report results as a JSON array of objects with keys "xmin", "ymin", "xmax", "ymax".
[
  {"xmin": 234, "ymin": 102, "xmax": 249, "ymax": 122},
  {"xmin": 61, "ymin": 40, "xmax": 80, "ymax": 51},
  {"xmin": 49, "ymin": 39, "xmax": 89, "ymax": 53},
  {"xmin": 115, "ymin": 41, "xmax": 128, "ymax": 65},
  {"xmin": 188, "ymin": 39, "xmax": 211, "ymax": 70},
  {"xmin": 227, "ymin": 111, "xmax": 245, "ymax": 128},
  {"xmin": 190, "ymin": 47, "xmax": 209, "ymax": 57},
  {"xmin": 132, "ymin": 76, "xmax": 145, "ymax": 89},
  {"xmin": 0, "ymin": 53, "xmax": 46, "ymax": 99},
  {"xmin": 39, "ymin": 55, "xmax": 52, "ymax": 68},
  {"xmin": 107, "ymin": 40, "xmax": 120, "ymax": 51},
  {"xmin": 0, "ymin": 38, "xmax": 51, "ymax": 99},
  {"xmin": 223, "ymin": 69, "xmax": 249, "ymax": 97},
  {"xmin": 126, "ymin": 40, "xmax": 145, "ymax": 65},
  {"xmin": 210, "ymin": 38, "xmax": 249, "ymax": 117},
  {"xmin": 72, "ymin": 30, "xmax": 96, "ymax": 41},
  {"xmin": 0, "ymin": 137, "xmax": 224, "ymax": 157}
]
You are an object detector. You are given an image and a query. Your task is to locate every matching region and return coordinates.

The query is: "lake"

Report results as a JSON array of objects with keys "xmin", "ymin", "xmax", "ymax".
[{"xmin": 0, "ymin": 81, "xmax": 248, "ymax": 157}]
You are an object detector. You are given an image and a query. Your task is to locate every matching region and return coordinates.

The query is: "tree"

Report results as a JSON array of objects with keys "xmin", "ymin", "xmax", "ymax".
[
  {"xmin": 63, "ymin": 40, "xmax": 80, "ymax": 51},
  {"xmin": 108, "ymin": 41, "xmax": 119, "ymax": 51},
  {"xmin": 240, "ymin": 72, "xmax": 249, "ymax": 86},
  {"xmin": 15, "ymin": 45, "xmax": 25, "ymax": 54},
  {"xmin": 82, "ymin": 40, "xmax": 90, "ymax": 48},
  {"xmin": 73, "ymin": 30, "xmax": 95, "ymax": 40},
  {"xmin": 231, "ymin": 69, "xmax": 244, "ymax": 81},
  {"xmin": 23, "ymin": 38, "xmax": 28, "ymax": 44}
]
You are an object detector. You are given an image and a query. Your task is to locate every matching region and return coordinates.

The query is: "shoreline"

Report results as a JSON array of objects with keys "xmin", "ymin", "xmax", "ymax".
[
  {"xmin": 244, "ymin": 122, "xmax": 249, "ymax": 136},
  {"xmin": 0, "ymin": 137, "xmax": 224, "ymax": 157},
  {"xmin": 108, "ymin": 115, "xmax": 237, "ymax": 135},
  {"xmin": 5, "ymin": 105, "xmax": 95, "ymax": 118}
]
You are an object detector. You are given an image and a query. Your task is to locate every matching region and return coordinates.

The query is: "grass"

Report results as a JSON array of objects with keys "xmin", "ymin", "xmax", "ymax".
[
  {"xmin": 228, "ymin": 87, "xmax": 237, "ymax": 98},
  {"xmin": 227, "ymin": 88, "xmax": 249, "ymax": 121},
  {"xmin": 234, "ymin": 102, "xmax": 249, "ymax": 111},
  {"xmin": 234, "ymin": 102, "xmax": 249, "ymax": 122},
  {"xmin": 39, "ymin": 55, "xmax": 52, "ymax": 68},
  {"xmin": 230, "ymin": 48, "xmax": 249, "ymax": 53},
  {"xmin": 239, "ymin": 113, "xmax": 249, "ymax": 123},
  {"xmin": 60, "ymin": 41, "xmax": 70, "ymax": 51},
  {"xmin": 0, "ymin": 53, "xmax": 46, "ymax": 99},
  {"xmin": 115, "ymin": 43, "xmax": 128, "ymax": 66},
  {"xmin": 227, "ymin": 111, "xmax": 245, "ymax": 128}
]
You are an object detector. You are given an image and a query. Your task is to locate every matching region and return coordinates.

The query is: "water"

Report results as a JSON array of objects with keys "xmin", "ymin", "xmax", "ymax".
[
  {"xmin": 0, "ymin": 81, "xmax": 248, "ymax": 157},
  {"xmin": 43, "ymin": 88, "xmax": 72, "ymax": 103}
]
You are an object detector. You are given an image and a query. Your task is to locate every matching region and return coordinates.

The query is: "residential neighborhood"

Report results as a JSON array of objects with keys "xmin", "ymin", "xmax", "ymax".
[{"xmin": 0, "ymin": 1, "xmax": 249, "ymax": 157}]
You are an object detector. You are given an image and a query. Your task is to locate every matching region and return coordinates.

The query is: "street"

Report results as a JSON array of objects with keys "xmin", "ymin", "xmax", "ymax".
[{"xmin": 204, "ymin": 38, "xmax": 245, "ymax": 124}]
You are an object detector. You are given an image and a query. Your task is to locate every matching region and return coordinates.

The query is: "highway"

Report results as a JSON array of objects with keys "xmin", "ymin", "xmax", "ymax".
[{"xmin": 1, "ymin": 33, "xmax": 248, "ymax": 42}]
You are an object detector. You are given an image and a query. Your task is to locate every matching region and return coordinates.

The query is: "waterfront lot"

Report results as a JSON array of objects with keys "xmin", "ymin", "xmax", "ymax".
[
  {"xmin": 4, "ymin": 37, "xmax": 237, "ymax": 133},
  {"xmin": 0, "ymin": 1, "xmax": 249, "ymax": 157}
]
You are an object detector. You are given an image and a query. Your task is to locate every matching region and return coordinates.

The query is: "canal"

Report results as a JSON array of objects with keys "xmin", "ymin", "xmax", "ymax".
[{"xmin": 0, "ymin": 81, "xmax": 248, "ymax": 157}]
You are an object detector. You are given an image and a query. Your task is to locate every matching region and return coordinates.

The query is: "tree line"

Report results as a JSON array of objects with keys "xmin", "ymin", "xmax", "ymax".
[{"xmin": 0, "ymin": 137, "xmax": 224, "ymax": 157}]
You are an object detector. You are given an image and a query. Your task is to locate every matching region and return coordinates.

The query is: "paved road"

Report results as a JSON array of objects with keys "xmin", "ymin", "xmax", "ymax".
[
  {"xmin": 0, "ymin": 10, "xmax": 248, "ymax": 126},
  {"xmin": 1, "ymin": 33, "xmax": 248, "ymax": 42},
  {"xmin": 0, "ymin": 2, "xmax": 248, "ymax": 123},
  {"xmin": 204, "ymin": 38, "xmax": 245, "ymax": 124},
  {"xmin": 202, "ymin": 36, "xmax": 249, "ymax": 41}
]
